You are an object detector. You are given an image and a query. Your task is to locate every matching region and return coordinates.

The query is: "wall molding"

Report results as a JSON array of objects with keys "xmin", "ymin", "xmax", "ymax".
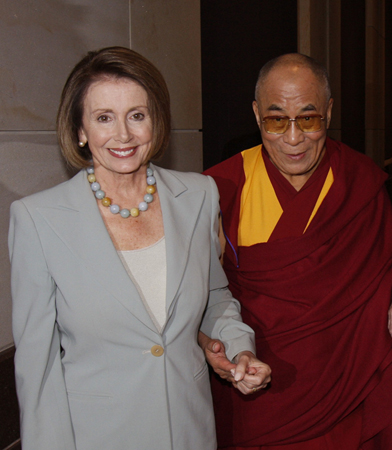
[{"xmin": 3, "ymin": 439, "xmax": 21, "ymax": 450}]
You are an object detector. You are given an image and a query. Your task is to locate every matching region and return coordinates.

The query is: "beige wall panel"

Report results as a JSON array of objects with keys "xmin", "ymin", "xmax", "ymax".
[
  {"xmin": 0, "ymin": 0, "xmax": 130, "ymax": 131},
  {"xmin": 0, "ymin": 133, "xmax": 73, "ymax": 349},
  {"xmin": 157, "ymin": 131, "xmax": 203, "ymax": 173},
  {"xmin": 130, "ymin": 0, "xmax": 202, "ymax": 131}
]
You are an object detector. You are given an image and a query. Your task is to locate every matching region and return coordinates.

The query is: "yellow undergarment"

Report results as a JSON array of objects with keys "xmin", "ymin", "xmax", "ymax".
[{"xmin": 238, "ymin": 145, "xmax": 334, "ymax": 246}]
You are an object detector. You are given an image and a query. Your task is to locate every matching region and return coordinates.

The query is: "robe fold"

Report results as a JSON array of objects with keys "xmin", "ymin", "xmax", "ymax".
[{"xmin": 205, "ymin": 138, "xmax": 392, "ymax": 448}]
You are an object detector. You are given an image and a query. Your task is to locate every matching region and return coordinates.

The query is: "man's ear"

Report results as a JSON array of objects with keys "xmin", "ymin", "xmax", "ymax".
[
  {"xmin": 326, "ymin": 98, "xmax": 334, "ymax": 129},
  {"xmin": 252, "ymin": 100, "xmax": 261, "ymax": 127}
]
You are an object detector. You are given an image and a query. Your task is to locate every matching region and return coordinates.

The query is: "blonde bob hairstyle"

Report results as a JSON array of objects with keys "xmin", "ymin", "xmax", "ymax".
[{"xmin": 57, "ymin": 46, "xmax": 171, "ymax": 169}]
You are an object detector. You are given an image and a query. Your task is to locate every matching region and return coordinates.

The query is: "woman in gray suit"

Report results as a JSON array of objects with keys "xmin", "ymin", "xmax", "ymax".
[{"xmin": 9, "ymin": 47, "xmax": 271, "ymax": 450}]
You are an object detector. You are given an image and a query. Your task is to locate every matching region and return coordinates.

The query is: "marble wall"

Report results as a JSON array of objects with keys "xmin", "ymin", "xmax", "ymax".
[
  {"xmin": 0, "ymin": 0, "xmax": 202, "ymax": 350},
  {"xmin": 130, "ymin": 0, "xmax": 203, "ymax": 172}
]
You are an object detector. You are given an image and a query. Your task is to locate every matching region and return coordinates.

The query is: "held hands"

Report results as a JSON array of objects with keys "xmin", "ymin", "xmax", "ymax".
[
  {"xmin": 198, "ymin": 332, "xmax": 271, "ymax": 395},
  {"xmin": 231, "ymin": 350, "xmax": 271, "ymax": 395}
]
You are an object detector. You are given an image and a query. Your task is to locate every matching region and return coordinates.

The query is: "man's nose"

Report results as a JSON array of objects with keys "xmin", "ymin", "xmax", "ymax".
[{"xmin": 283, "ymin": 120, "xmax": 305, "ymax": 145}]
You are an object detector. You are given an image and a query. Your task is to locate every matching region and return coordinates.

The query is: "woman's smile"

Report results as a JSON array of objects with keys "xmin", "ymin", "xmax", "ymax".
[{"xmin": 108, "ymin": 147, "xmax": 137, "ymax": 157}]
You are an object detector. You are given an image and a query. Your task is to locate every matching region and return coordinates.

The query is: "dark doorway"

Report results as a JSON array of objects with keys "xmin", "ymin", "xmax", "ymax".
[
  {"xmin": 201, "ymin": 1, "xmax": 298, "ymax": 169},
  {"xmin": 385, "ymin": 0, "xmax": 392, "ymax": 162},
  {"xmin": 340, "ymin": 0, "xmax": 366, "ymax": 154}
]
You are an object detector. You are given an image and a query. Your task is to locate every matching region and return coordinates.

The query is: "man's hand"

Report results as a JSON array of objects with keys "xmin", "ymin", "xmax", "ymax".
[
  {"xmin": 198, "ymin": 331, "xmax": 271, "ymax": 395},
  {"xmin": 232, "ymin": 351, "xmax": 271, "ymax": 395}
]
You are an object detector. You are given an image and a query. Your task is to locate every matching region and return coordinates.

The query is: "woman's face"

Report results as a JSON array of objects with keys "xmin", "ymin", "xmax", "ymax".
[{"xmin": 79, "ymin": 77, "xmax": 153, "ymax": 176}]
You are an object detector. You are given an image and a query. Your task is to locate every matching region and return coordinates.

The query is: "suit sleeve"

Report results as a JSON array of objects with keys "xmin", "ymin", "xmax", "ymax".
[
  {"xmin": 9, "ymin": 200, "xmax": 76, "ymax": 450},
  {"xmin": 199, "ymin": 176, "xmax": 256, "ymax": 361}
]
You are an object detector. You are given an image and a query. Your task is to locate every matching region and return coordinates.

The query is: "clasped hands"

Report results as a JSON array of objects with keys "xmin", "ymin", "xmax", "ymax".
[
  {"xmin": 199, "ymin": 303, "xmax": 392, "ymax": 395},
  {"xmin": 198, "ymin": 332, "xmax": 271, "ymax": 395}
]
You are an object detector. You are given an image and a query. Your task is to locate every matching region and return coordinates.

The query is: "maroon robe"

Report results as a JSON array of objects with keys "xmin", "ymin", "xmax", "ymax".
[{"xmin": 205, "ymin": 138, "xmax": 392, "ymax": 448}]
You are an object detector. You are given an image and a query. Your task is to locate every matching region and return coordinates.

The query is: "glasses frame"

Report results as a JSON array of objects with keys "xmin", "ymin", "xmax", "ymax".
[{"xmin": 261, "ymin": 114, "xmax": 326, "ymax": 134}]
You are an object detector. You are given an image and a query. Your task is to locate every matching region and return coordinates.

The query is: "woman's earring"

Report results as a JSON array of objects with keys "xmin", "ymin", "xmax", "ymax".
[{"xmin": 78, "ymin": 141, "xmax": 86, "ymax": 147}]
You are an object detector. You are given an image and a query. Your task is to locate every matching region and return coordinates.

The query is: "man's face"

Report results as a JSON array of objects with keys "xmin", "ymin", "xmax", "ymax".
[{"xmin": 253, "ymin": 65, "xmax": 333, "ymax": 190}]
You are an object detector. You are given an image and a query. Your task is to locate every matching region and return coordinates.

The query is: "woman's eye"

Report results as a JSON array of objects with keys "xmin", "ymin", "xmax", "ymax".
[
  {"xmin": 97, "ymin": 115, "xmax": 110, "ymax": 122},
  {"xmin": 132, "ymin": 113, "xmax": 144, "ymax": 121}
]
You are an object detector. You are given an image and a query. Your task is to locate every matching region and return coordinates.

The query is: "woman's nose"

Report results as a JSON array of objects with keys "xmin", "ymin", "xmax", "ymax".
[{"xmin": 115, "ymin": 120, "xmax": 133, "ymax": 143}]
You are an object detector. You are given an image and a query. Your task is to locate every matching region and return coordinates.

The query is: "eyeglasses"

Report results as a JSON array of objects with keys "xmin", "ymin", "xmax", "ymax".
[{"xmin": 261, "ymin": 114, "xmax": 326, "ymax": 134}]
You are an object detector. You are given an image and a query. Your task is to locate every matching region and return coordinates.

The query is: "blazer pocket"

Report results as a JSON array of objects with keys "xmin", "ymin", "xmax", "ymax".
[{"xmin": 193, "ymin": 361, "xmax": 209, "ymax": 381}]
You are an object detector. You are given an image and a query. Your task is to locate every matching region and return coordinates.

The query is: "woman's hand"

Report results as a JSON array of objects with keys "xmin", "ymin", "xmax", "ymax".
[
  {"xmin": 198, "ymin": 331, "xmax": 271, "ymax": 394},
  {"xmin": 198, "ymin": 331, "xmax": 237, "ymax": 381}
]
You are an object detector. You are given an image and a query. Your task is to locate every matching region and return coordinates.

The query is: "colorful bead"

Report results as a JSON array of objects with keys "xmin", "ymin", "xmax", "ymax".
[
  {"xmin": 101, "ymin": 197, "xmax": 111, "ymax": 207},
  {"xmin": 146, "ymin": 185, "xmax": 156, "ymax": 195},
  {"xmin": 110, "ymin": 204, "xmax": 120, "ymax": 214},
  {"xmin": 144, "ymin": 194, "xmax": 153, "ymax": 203},
  {"xmin": 138, "ymin": 201, "xmax": 148, "ymax": 211},
  {"xmin": 87, "ymin": 166, "xmax": 156, "ymax": 219},
  {"xmin": 120, "ymin": 209, "xmax": 131, "ymax": 218}
]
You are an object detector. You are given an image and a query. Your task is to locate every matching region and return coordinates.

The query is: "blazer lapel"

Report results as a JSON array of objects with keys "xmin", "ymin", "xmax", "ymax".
[
  {"xmin": 36, "ymin": 170, "xmax": 157, "ymax": 332},
  {"xmin": 152, "ymin": 165, "xmax": 206, "ymax": 319}
]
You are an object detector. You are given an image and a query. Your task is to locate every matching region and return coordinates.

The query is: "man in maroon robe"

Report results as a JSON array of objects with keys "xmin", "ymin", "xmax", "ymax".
[{"xmin": 201, "ymin": 54, "xmax": 392, "ymax": 449}]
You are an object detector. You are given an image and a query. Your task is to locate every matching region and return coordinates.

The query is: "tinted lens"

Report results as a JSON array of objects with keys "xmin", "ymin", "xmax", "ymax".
[
  {"xmin": 263, "ymin": 116, "xmax": 289, "ymax": 134},
  {"xmin": 296, "ymin": 115, "xmax": 323, "ymax": 132}
]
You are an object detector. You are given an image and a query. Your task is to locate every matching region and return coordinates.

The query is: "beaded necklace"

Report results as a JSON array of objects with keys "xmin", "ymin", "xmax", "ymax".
[{"xmin": 87, "ymin": 166, "xmax": 157, "ymax": 218}]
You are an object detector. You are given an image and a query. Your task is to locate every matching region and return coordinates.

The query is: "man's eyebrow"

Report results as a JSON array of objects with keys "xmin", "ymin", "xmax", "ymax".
[
  {"xmin": 265, "ymin": 103, "xmax": 318, "ymax": 113},
  {"xmin": 300, "ymin": 104, "xmax": 317, "ymax": 112},
  {"xmin": 267, "ymin": 104, "xmax": 284, "ymax": 111}
]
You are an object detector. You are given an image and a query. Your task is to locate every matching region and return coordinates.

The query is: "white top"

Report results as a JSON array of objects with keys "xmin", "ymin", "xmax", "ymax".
[{"xmin": 118, "ymin": 237, "xmax": 167, "ymax": 332}]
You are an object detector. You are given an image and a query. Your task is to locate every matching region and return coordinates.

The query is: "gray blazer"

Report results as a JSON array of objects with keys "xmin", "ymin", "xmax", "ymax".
[{"xmin": 9, "ymin": 164, "xmax": 255, "ymax": 450}]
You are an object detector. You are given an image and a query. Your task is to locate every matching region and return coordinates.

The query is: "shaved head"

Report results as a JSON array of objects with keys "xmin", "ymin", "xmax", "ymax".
[
  {"xmin": 255, "ymin": 53, "xmax": 331, "ymax": 103},
  {"xmin": 252, "ymin": 53, "xmax": 334, "ymax": 190}
]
